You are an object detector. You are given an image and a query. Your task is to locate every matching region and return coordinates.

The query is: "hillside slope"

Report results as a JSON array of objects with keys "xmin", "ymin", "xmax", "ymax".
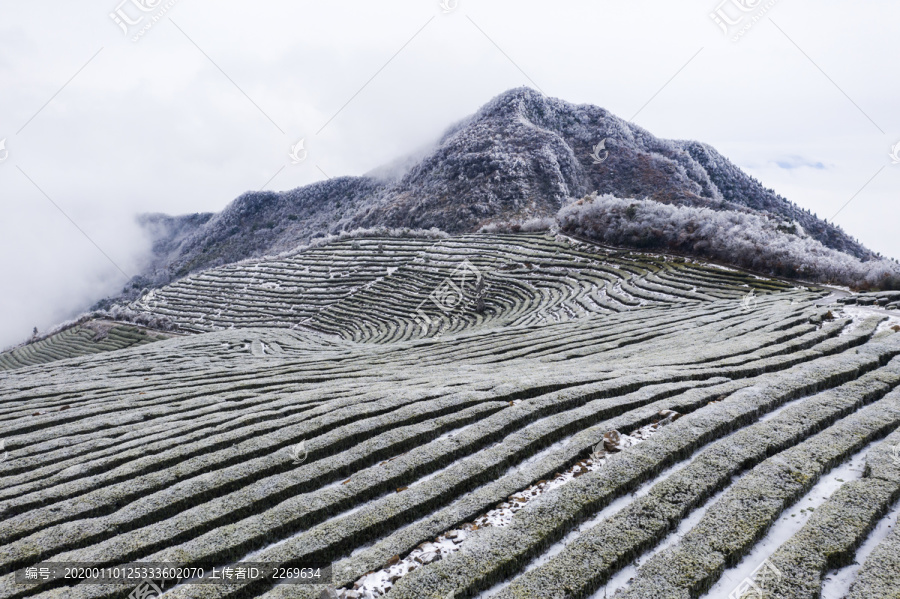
[
  {"xmin": 130, "ymin": 233, "xmax": 794, "ymax": 340},
  {"xmin": 0, "ymin": 321, "xmax": 175, "ymax": 371},
  {"xmin": 2, "ymin": 234, "xmax": 900, "ymax": 599}
]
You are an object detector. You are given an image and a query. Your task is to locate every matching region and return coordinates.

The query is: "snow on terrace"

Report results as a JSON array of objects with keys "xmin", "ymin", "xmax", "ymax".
[
  {"xmin": 837, "ymin": 304, "xmax": 900, "ymax": 338},
  {"xmin": 596, "ymin": 470, "xmax": 753, "ymax": 599},
  {"xmin": 5, "ymin": 235, "xmax": 865, "ymax": 599},
  {"xmin": 700, "ymin": 439, "xmax": 875, "ymax": 599},
  {"xmin": 332, "ymin": 412, "xmax": 683, "ymax": 599},
  {"xmin": 820, "ymin": 499, "xmax": 900, "ymax": 598}
]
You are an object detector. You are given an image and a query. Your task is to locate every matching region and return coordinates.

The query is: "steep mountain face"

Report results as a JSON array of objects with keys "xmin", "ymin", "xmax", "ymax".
[
  {"xmin": 678, "ymin": 141, "xmax": 866, "ymax": 258},
  {"xmin": 138, "ymin": 213, "xmax": 213, "ymax": 267},
  {"xmin": 142, "ymin": 87, "xmax": 874, "ymax": 280},
  {"xmin": 158, "ymin": 178, "xmax": 383, "ymax": 278}
]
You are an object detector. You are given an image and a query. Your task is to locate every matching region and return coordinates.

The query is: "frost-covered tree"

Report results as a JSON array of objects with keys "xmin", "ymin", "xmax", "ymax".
[{"xmin": 558, "ymin": 193, "xmax": 900, "ymax": 290}]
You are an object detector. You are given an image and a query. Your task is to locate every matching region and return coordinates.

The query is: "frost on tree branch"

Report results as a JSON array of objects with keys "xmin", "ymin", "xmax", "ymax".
[{"xmin": 558, "ymin": 193, "xmax": 900, "ymax": 291}]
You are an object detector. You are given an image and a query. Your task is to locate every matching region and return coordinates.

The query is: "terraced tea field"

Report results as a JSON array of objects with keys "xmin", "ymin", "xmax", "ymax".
[
  {"xmin": 0, "ymin": 322, "xmax": 174, "ymax": 371},
  {"xmin": 2, "ymin": 233, "xmax": 900, "ymax": 599}
]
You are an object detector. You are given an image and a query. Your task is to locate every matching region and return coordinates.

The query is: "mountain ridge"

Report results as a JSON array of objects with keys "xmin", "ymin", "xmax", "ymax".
[{"xmin": 139, "ymin": 87, "xmax": 876, "ymax": 284}]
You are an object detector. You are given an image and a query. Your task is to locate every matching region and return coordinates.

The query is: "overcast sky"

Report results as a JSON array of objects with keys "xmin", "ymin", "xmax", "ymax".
[{"xmin": 1, "ymin": 0, "xmax": 897, "ymax": 348}]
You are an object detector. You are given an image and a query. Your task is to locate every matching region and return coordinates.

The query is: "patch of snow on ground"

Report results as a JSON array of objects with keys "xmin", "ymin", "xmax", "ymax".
[
  {"xmin": 700, "ymin": 439, "xmax": 875, "ymax": 599},
  {"xmin": 339, "ymin": 416, "xmax": 681, "ymax": 599},
  {"xmin": 599, "ymin": 470, "xmax": 753, "ymax": 599},
  {"xmin": 819, "ymin": 497, "xmax": 900, "ymax": 599},
  {"xmin": 839, "ymin": 305, "xmax": 900, "ymax": 337},
  {"xmin": 407, "ymin": 422, "xmax": 490, "ymax": 489},
  {"xmin": 524, "ymin": 444, "xmax": 691, "ymax": 578}
]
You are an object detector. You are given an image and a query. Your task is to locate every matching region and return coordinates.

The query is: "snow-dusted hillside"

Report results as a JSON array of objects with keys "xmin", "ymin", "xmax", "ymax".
[
  {"xmin": 3, "ymin": 233, "xmax": 900, "ymax": 599},
  {"xmin": 138, "ymin": 88, "xmax": 878, "ymax": 285}
]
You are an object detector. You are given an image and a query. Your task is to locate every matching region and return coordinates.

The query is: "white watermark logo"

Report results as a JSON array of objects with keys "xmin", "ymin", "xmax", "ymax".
[
  {"xmin": 891, "ymin": 444, "xmax": 900, "ymax": 466},
  {"xmin": 110, "ymin": 0, "xmax": 156, "ymax": 34},
  {"xmin": 289, "ymin": 440, "xmax": 308, "ymax": 465},
  {"xmin": 439, "ymin": 0, "xmax": 459, "ymax": 14},
  {"xmin": 127, "ymin": 578, "xmax": 164, "ymax": 599},
  {"xmin": 140, "ymin": 289, "xmax": 159, "ymax": 312},
  {"xmin": 589, "ymin": 439, "xmax": 605, "ymax": 462},
  {"xmin": 0, "ymin": 139, "xmax": 8, "ymax": 162},
  {"xmin": 414, "ymin": 260, "xmax": 490, "ymax": 335},
  {"xmin": 729, "ymin": 558, "xmax": 783, "ymax": 599},
  {"xmin": 289, "ymin": 139, "xmax": 308, "ymax": 164},
  {"xmin": 109, "ymin": 0, "xmax": 181, "ymax": 42},
  {"xmin": 590, "ymin": 139, "xmax": 609, "ymax": 164},
  {"xmin": 429, "ymin": 260, "xmax": 482, "ymax": 313},
  {"xmin": 890, "ymin": 142, "xmax": 900, "ymax": 165},
  {"xmin": 741, "ymin": 289, "xmax": 758, "ymax": 311},
  {"xmin": 710, "ymin": 0, "xmax": 782, "ymax": 42}
]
